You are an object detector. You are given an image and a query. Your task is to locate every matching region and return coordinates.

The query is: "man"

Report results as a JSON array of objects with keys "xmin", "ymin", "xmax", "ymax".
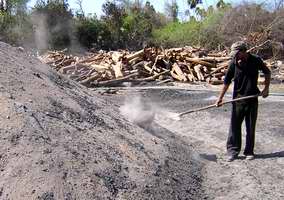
[{"xmin": 216, "ymin": 41, "xmax": 271, "ymax": 162}]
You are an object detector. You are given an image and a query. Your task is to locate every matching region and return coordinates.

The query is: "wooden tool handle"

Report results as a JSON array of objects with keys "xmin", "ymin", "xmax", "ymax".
[{"xmin": 178, "ymin": 94, "xmax": 259, "ymax": 117}]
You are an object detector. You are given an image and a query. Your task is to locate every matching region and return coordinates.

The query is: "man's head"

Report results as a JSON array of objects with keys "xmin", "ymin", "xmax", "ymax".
[{"xmin": 229, "ymin": 41, "xmax": 248, "ymax": 60}]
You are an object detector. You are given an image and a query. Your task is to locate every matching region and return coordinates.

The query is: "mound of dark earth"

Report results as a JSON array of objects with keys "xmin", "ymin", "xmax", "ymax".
[{"xmin": 0, "ymin": 42, "xmax": 203, "ymax": 200}]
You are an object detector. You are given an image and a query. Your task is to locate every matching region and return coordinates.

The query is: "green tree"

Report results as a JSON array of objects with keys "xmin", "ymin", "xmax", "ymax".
[
  {"xmin": 101, "ymin": 0, "xmax": 126, "ymax": 49},
  {"xmin": 121, "ymin": 0, "xmax": 163, "ymax": 49},
  {"xmin": 216, "ymin": 0, "xmax": 231, "ymax": 10},
  {"xmin": 75, "ymin": 15, "xmax": 112, "ymax": 49},
  {"xmin": 0, "ymin": 0, "xmax": 32, "ymax": 45}
]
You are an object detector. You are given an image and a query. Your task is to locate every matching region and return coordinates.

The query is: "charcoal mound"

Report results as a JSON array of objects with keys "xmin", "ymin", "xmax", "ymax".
[{"xmin": 0, "ymin": 42, "xmax": 203, "ymax": 200}]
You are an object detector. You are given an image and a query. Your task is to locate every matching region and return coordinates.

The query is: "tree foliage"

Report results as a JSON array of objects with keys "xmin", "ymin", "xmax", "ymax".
[
  {"xmin": 0, "ymin": 0, "xmax": 283, "ymax": 55},
  {"xmin": 0, "ymin": 0, "xmax": 32, "ymax": 44}
]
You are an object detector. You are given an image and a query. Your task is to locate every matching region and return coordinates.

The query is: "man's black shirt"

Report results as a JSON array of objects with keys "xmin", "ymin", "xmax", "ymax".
[{"xmin": 224, "ymin": 53, "xmax": 271, "ymax": 98}]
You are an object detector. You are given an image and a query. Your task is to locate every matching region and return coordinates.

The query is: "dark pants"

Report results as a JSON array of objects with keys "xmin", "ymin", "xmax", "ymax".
[{"xmin": 227, "ymin": 100, "xmax": 258, "ymax": 157}]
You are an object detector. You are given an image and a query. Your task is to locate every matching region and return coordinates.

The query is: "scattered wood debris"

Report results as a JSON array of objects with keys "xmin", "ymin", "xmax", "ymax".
[{"xmin": 39, "ymin": 46, "xmax": 283, "ymax": 87}]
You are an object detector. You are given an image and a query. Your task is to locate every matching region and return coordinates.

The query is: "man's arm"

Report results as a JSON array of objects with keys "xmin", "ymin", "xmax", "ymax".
[
  {"xmin": 216, "ymin": 84, "xmax": 230, "ymax": 106},
  {"xmin": 261, "ymin": 73, "xmax": 271, "ymax": 98},
  {"xmin": 258, "ymin": 57, "xmax": 271, "ymax": 98},
  {"xmin": 215, "ymin": 61, "xmax": 235, "ymax": 106}
]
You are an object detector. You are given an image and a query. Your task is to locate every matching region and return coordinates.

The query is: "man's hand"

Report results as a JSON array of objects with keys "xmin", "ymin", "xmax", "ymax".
[
  {"xmin": 261, "ymin": 73, "xmax": 270, "ymax": 98},
  {"xmin": 216, "ymin": 84, "xmax": 229, "ymax": 107},
  {"xmin": 215, "ymin": 98, "xmax": 223, "ymax": 107},
  {"xmin": 261, "ymin": 88, "xmax": 269, "ymax": 98}
]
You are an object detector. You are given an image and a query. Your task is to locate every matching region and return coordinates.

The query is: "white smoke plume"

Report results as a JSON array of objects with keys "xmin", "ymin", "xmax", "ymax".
[
  {"xmin": 119, "ymin": 96, "xmax": 156, "ymax": 127},
  {"xmin": 31, "ymin": 13, "xmax": 49, "ymax": 52}
]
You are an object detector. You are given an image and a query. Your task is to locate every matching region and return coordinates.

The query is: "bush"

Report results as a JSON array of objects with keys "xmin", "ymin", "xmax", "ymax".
[
  {"xmin": 75, "ymin": 17, "xmax": 100, "ymax": 49},
  {"xmin": 198, "ymin": 9, "xmax": 226, "ymax": 49},
  {"xmin": 0, "ymin": 11, "xmax": 16, "ymax": 42},
  {"xmin": 0, "ymin": 11, "xmax": 33, "ymax": 46},
  {"xmin": 152, "ymin": 14, "xmax": 226, "ymax": 49},
  {"xmin": 152, "ymin": 20, "xmax": 201, "ymax": 48},
  {"xmin": 122, "ymin": 12, "xmax": 153, "ymax": 49}
]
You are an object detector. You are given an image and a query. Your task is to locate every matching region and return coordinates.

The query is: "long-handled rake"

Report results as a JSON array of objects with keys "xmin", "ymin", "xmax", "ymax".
[{"xmin": 172, "ymin": 94, "xmax": 260, "ymax": 121}]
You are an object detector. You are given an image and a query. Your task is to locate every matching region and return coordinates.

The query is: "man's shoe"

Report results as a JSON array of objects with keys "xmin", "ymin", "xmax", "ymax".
[
  {"xmin": 245, "ymin": 155, "xmax": 254, "ymax": 160},
  {"xmin": 226, "ymin": 155, "xmax": 237, "ymax": 162}
]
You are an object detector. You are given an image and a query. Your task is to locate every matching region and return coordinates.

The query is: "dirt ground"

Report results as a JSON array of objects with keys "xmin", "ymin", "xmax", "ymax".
[
  {"xmin": 103, "ymin": 85, "xmax": 284, "ymax": 200},
  {"xmin": 0, "ymin": 41, "xmax": 283, "ymax": 200}
]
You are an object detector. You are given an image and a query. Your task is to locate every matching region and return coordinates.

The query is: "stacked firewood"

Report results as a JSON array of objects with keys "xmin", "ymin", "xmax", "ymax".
[
  {"xmin": 267, "ymin": 60, "xmax": 284, "ymax": 82},
  {"xmin": 39, "ymin": 46, "xmax": 233, "ymax": 87},
  {"xmin": 41, "ymin": 48, "xmax": 284, "ymax": 86}
]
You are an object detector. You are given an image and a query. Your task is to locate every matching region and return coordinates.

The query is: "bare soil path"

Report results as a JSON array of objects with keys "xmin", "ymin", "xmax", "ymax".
[{"xmin": 105, "ymin": 86, "xmax": 284, "ymax": 200}]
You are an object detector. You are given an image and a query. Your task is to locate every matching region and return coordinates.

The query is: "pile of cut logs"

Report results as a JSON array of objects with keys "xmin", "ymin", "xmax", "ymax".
[
  {"xmin": 39, "ymin": 46, "xmax": 281, "ymax": 87},
  {"xmin": 267, "ymin": 60, "xmax": 284, "ymax": 82}
]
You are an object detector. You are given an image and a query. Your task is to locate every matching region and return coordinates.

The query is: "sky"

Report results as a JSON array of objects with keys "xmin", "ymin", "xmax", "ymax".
[
  {"xmin": 27, "ymin": 0, "xmax": 264, "ymax": 19},
  {"xmin": 28, "ymin": 0, "xmax": 232, "ymax": 17}
]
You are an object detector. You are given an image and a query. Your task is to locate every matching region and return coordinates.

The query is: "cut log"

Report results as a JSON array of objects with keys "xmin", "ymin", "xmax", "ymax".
[
  {"xmin": 166, "ymin": 47, "xmax": 184, "ymax": 53},
  {"xmin": 199, "ymin": 57, "xmax": 231, "ymax": 62},
  {"xmin": 151, "ymin": 55, "xmax": 164, "ymax": 73},
  {"xmin": 131, "ymin": 61, "xmax": 146, "ymax": 70},
  {"xmin": 126, "ymin": 49, "xmax": 144, "ymax": 61},
  {"xmin": 185, "ymin": 57, "xmax": 216, "ymax": 68},
  {"xmin": 186, "ymin": 64, "xmax": 197, "ymax": 82},
  {"xmin": 204, "ymin": 61, "xmax": 230, "ymax": 78},
  {"xmin": 61, "ymin": 59, "xmax": 76, "ymax": 67},
  {"xmin": 46, "ymin": 57, "xmax": 64, "ymax": 65},
  {"xmin": 207, "ymin": 52, "xmax": 227, "ymax": 57},
  {"xmin": 171, "ymin": 71, "xmax": 183, "ymax": 81},
  {"xmin": 112, "ymin": 61, "xmax": 123, "ymax": 78},
  {"xmin": 68, "ymin": 74, "xmax": 79, "ymax": 80},
  {"xmin": 129, "ymin": 56, "xmax": 141, "ymax": 65},
  {"xmin": 123, "ymin": 69, "xmax": 139, "ymax": 75},
  {"xmin": 59, "ymin": 63, "xmax": 89, "ymax": 74},
  {"xmin": 93, "ymin": 72, "xmax": 139, "ymax": 87},
  {"xmin": 171, "ymin": 63, "xmax": 187, "ymax": 82},
  {"xmin": 134, "ymin": 70, "xmax": 170, "ymax": 82},
  {"xmin": 144, "ymin": 64, "xmax": 153, "ymax": 73},
  {"xmin": 74, "ymin": 69, "xmax": 94, "ymax": 81},
  {"xmin": 59, "ymin": 64, "xmax": 75, "ymax": 74},
  {"xmin": 156, "ymin": 79, "xmax": 173, "ymax": 85},
  {"xmin": 111, "ymin": 51, "xmax": 123, "ymax": 63},
  {"xmin": 187, "ymin": 73, "xmax": 195, "ymax": 82},
  {"xmin": 90, "ymin": 64, "xmax": 111, "ymax": 72},
  {"xmin": 202, "ymin": 66, "xmax": 209, "ymax": 73},
  {"xmin": 80, "ymin": 55, "xmax": 104, "ymax": 63},
  {"xmin": 80, "ymin": 73, "xmax": 101, "ymax": 86},
  {"xmin": 194, "ymin": 64, "xmax": 205, "ymax": 81},
  {"xmin": 54, "ymin": 57, "xmax": 67, "ymax": 68}
]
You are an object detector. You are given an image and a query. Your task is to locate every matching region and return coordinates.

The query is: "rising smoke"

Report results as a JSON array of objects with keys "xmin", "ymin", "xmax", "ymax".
[
  {"xmin": 119, "ymin": 95, "xmax": 156, "ymax": 127},
  {"xmin": 30, "ymin": 11, "xmax": 85, "ymax": 54},
  {"xmin": 31, "ymin": 13, "xmax": 49, "ymax": 52},
  {"xmin": 119, "ymin": 95, "xmax": 183, "ymax": 127}
]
